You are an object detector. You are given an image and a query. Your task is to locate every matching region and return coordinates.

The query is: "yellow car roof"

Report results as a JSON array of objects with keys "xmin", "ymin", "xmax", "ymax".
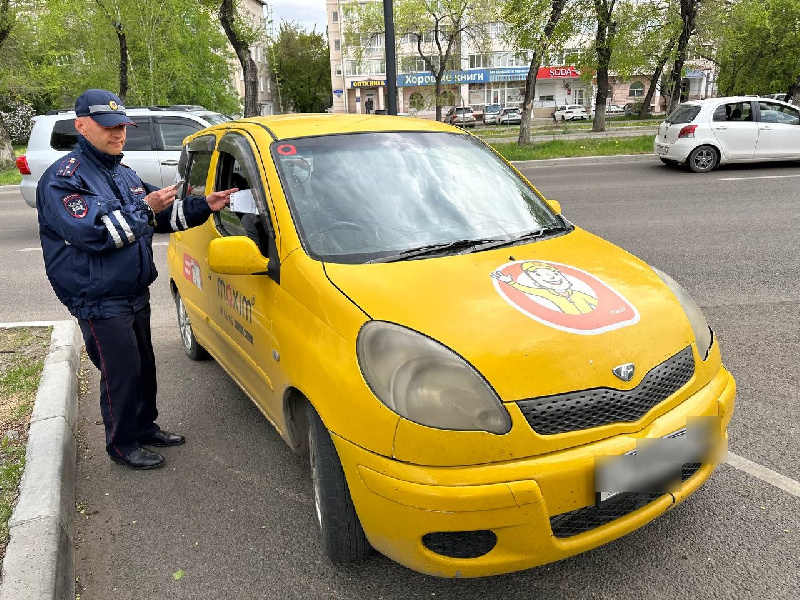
[{"xmin": 222, "ymin": 113, "xmax": 460, "ymax": 140}]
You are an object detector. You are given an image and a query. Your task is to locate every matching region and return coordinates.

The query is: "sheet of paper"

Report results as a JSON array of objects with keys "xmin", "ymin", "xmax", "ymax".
[{"xmin": 229, "ymin": 189, "xmax": 258, "ymax": 214}]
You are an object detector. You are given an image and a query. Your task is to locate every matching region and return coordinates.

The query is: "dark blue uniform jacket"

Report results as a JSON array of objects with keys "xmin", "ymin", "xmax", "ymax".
[{"xmin": 37, "ymin": 136, "xmax": 212, "ymax": 319}]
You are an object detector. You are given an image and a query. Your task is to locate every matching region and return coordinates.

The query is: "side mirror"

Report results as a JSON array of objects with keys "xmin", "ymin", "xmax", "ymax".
[
  {"xmin": 208, "ymin": 237, "xmax": 268, "ymax": 275},
  {"xmin": 546, "ymin": 199, "xmax": 562, "ymax": 214}
]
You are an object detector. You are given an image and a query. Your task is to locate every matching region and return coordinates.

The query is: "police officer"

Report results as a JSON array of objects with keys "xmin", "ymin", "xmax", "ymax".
[{"xmin": 37, "ymin": 89, "xmax": 237, "ymax": 470}]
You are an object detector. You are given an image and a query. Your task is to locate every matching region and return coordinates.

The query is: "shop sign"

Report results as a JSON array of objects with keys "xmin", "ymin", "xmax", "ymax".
[
  {"xmin": 351, "ymin": 79, "xmax": 386, "ymax": 88},
  {"xmin": 397, "ymin": 69, "xmax": 489, "ymax": 87},
  {"xmin": 333, "ymin": 89, "xmax": 343, "ymax": 97}
]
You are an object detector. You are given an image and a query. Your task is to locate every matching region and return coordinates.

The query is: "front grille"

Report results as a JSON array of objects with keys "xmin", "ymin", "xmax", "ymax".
[
  {"xmin": 422, "ymin": 530, "xmax": 497, "ymax": 559},
  {"xmin": 550, "ymin": 461, "xmax": 705, "ymax": 538},
  {"xmin": 516, "ymin": 346, "xmax": 695, "ymax": 435}
]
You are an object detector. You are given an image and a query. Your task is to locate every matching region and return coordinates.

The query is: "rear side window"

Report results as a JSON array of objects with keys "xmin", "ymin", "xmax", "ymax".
[
  {"xmin": 50, "ymin": 119, "xmax": 78, "ymax": 151},
  {"xmin": 124, "ymin": 117, "xmax": 153, "ymax": 151},
  {"xmin": 666, "ymin": 104, "xmax": 701, "ymax": 124}
]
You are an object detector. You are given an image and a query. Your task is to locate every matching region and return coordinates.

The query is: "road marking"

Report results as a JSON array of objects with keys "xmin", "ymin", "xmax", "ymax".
[
  {"xmin": 727, "ymin": 451, "xmax": 800, "ymax": 498},
  {"xmin": 18, "ymin": 247, "xmax": 40, "ymax": 252},
  {"xmin": 718, "ymin": 174, "xmax": 800, "ymax": 181}
]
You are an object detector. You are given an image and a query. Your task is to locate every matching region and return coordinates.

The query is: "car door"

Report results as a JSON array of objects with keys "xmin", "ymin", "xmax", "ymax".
[
  {"xmin": 118, "ymin": 116, "xmax": 163, "ymax": 186},
  {"xmin": 710, "ymin": 101, "xmax": 758, "ymax": 160},
  {"xmin": 754, "ymin": 101, "xmax": 800, "ymax": 159},
  {"xmin": 205, "ymin": 131, "xmax": 283, "ymax": 420},
  {"xmin": 154, "ymin": 116, "xmax": 207, "ymax": 186}
]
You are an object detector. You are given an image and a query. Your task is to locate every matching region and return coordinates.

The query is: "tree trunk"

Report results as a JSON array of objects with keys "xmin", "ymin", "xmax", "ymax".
[
  {"xmin": 0, "ymin": 121, "xmax": 14, "ymax": 171},
  {"xmin": 667, "ymin": 0, "xmax": 698, "ymax": 113},
  {"xmin": 519, "ymin": 0, "xmax": 568, "ymax": 144},
  {"xmin": 786, "ymin": 74, "xmax": 800, "ymax": 107},
  {"xmin": 115, "ymin": 22, "xmax": 129, "ymax": 102},
  {"xmin": 592, "ymin": 0, "xmax": 617, "ymax": 133},
  {"xmin": 220, "ymin": 0, "xmax": 259, "ymax": 117},
  {"xmin": 639, "ymin": 39, "xmax": 675, "ymax": 118},
  {"xmin": 0, "ymin": 0, "xmax": 12, "ymax": 50}
]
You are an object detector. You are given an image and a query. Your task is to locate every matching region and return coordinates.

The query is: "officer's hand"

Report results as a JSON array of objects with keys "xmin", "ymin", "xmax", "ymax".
[
  {"xmin": 206, "ymin": 188, "xmax": 238, "ymax": 212},
  {"xmin": 144, "ymin": 186, "xmax": 178, "ymax": 214}
]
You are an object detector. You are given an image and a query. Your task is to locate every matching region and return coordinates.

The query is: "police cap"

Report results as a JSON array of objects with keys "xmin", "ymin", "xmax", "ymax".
[{"xmin": 75, "ymin": 89, "xmax": 136, "ymax": 128}]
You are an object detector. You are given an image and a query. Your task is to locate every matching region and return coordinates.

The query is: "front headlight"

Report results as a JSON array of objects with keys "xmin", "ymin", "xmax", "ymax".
[
  {"xmin": 652, "ymin": 267, "xmax": 713, "ymax": 359},
  {"xmin": 357, "ymin": 321, "xmax": 511, "ymax": 434}
]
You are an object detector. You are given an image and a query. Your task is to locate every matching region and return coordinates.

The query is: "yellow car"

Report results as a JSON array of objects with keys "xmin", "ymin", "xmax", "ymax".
[{"xmin": 166, "ymin": 114, "xmax": 735, "ymax": 578}]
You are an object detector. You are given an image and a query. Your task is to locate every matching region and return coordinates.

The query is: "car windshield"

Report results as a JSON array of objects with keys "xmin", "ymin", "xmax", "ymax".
[
  {"xmin": 485, "ymin": 105, "xmax": 501, "ymax": 113},
  {"xmin": 195, "ymin": 112, "xmax": 231, "ymax": 125},
  {"xmin": 665, "ymin": 104, "xmax": 701, "ymax": 124},
  {"xmin": 273, "ymin": 132, "xmax": 563, "ymax": 264}
]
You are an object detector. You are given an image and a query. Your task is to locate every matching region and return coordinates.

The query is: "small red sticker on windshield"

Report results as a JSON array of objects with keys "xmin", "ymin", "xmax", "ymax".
[{"xmin": 277, "ymin": 144, "xmax": 297, "ymax": 155}]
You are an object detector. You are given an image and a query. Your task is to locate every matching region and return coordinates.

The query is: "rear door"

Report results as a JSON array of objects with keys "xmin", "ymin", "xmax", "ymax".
[
  {"xmin": 754, "ymin": 101, "xmax": 800, "ymax": 159},
  {"xmin": 710, "ymin": 101, "xmax": 758, "ymax": 160}
]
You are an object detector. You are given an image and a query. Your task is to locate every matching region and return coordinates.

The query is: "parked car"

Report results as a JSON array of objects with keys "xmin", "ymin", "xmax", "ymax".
[
  {"xmin": 623, "ymin": 101, "xmax": 653, "ymax": 116},
  {"xmin": 497, "ymin": 106, "xmax": 522, "ymax": 125},
  {"xmin": 443, "ymin": 105, "xmax": 476, "ymax": 128},
  {"xmin": 552, "ymin": 104, "xmax": 588, "ymax": 121},
  {"xmin": 168, "ymin": 113, "xmax": 734, "ymax": 577},
  {"xmin": 590, "ymin": 104, "xmax": 625, "ymax": 117},
  {"xmin": 482, "ymin": 103, "xmax": 502, "ymax": 125},
  {"xmin": 16, "ymin": 107, "xmax": 230, "ymax": 208},
  {"xmin": 654, "ymin": 95, "xmax": 800, "ymax": 172},
  {"xmin": 761, "ymin": 93, "xmax": 787, "ymax": 102}
]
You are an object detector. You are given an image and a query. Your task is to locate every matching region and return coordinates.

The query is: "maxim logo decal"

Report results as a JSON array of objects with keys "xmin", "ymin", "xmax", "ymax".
[{"xmin": 217, "ymin": 278, "xmax": 253, "ymax": 323}]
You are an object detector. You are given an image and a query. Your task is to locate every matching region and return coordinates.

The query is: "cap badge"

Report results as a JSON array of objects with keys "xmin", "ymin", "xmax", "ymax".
[{"xmin": 109, "ymin": 100, "xmax": 118, "ymax": 110}]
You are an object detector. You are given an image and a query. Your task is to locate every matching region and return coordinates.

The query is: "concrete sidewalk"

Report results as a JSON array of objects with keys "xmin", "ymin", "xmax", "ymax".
[{"xmin": 0, "ymin": 320, "xmax": 82, "ymax": 600}]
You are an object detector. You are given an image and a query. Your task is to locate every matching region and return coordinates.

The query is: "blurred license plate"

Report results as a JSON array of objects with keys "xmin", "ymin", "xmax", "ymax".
[
  {"xmin": 595, "ymin": 417, "xmax": 721, "ymax": 506},
  {"xmin": 656, "ymin": 144, "xmax": 669, "ymax": 155}
]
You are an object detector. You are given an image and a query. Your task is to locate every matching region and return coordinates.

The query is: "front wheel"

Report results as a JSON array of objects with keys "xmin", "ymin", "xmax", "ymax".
[
  {"xmin": 175, "ymin": 291, "xmax": 209, "ymax": 360},
  {"xmin": 687, "ymin": 145, "xmax": 719, "ymax": 173},
  {"xmin": 307, "ymin": 404, "xmax": 372, "ymax": 563}
]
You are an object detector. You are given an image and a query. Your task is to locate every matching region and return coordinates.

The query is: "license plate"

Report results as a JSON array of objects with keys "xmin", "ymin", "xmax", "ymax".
[
  {"xmin": 594, "ymin": 418, "xmax": 720, "ymax": 506},
  {"xmin": 655, "ymin": 144, "xmax": 669, "ymax": 155}
]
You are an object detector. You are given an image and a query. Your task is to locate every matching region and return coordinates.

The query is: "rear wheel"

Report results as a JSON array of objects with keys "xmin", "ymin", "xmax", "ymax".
[
  {"xmin": 307, "ymin": 404, "xmax": 372, "ymax": 563},
  {"xmin": 175, "ymin": 292, "xmax": 209, "ymax": 360},
  {"xmin": 687, "ymin": 145, "xmax": 719, "ymax": 173}
]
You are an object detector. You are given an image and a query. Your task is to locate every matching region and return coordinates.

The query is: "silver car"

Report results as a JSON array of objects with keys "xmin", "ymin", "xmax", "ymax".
[
  {"xmin": 654, "ymin": 96, "xmax": 800, "ymax": 173},
  {"xmin": 17, "ymin": 107, "xmax": 229, "ymax": 208}
]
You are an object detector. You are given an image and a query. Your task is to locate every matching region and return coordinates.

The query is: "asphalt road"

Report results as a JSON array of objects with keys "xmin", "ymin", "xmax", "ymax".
[{"xmin": 1, "ymin": 156, "xmax": 798, "ymax": 599}]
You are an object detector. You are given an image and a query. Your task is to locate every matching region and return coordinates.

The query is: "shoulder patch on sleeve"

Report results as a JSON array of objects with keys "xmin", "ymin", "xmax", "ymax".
[
  {"xmin": 62, "ymin": 194, "xmax": 89, "ymax": 218},
  {"xmin": 56, "ymin": 157, "xmax": 80, "ymax": 177}
]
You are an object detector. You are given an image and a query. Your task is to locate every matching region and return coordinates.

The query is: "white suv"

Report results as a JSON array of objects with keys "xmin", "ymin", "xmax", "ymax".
[
  {"xmin": 552, "ymin": 105, "xmax": 589, "ymax": 121},
  {"xmin": 17, "ymin": 107, "xmax": 229, "ymax": 208}
]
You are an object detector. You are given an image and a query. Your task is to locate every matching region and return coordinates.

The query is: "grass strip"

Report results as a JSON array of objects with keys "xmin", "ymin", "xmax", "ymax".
[
  {"xmin": 0, "ymin": 146, "xmax": 25, "ymax": 186},
  {"xmin": 489, "ymin": 135, "xmax": 654, "ymax": 161}
]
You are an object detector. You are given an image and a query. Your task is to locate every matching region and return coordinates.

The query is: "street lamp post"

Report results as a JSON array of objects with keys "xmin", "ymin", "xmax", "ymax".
[{"xmin": 383, "ymin": 0, "xmax": 397, "ymax": 115}]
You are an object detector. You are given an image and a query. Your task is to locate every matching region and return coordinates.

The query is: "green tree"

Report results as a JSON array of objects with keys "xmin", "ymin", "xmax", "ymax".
[
  {"xmin": 269, "ymin": 22, "xmax": 331, "ymax": 113},
  {"xmin": 502, "ymin": 0, "xmax": 577, "ymax": 144},
  {"xmin": 342, "ymin": 0, "xmax": 495, "ymax": 122},
  {"xmin": 716, "ymin": 0, "xmax": 800, "ymax": 104},
  {"xmin": 0, "ymin": 0, "xmax": 16, "ymax": 169}
]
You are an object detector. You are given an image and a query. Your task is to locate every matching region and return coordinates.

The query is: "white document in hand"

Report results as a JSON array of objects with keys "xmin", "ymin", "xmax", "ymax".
[{"xmin": 230, "ymin": 189, "xmax": 258, "ymax": 214}]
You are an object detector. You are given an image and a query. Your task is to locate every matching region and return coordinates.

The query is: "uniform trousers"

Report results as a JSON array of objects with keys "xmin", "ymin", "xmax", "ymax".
[{"xmin": 78, "ymin": 304, "xmax": 159, "ymax": 458}]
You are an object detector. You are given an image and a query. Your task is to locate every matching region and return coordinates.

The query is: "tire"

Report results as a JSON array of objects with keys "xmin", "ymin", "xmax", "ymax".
[
  {"xmin": 687, "ymin": 145, "xmax": 719, "ymax": 173},
  {"xmin": 175, "ymin": 291, "xmax": 210, "ymax": 360},
  {"xmin": 307, "ymin": 404, "xmax": 372, "ymax": 563}
]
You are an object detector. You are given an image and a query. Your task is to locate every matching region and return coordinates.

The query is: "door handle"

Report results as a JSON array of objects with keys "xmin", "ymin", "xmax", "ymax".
[
  {"xmin": 715, "ymin": 126, "xmax": 728, "ymax": 130},
  {"xmin": 160, "ymin": 160, "xmax": 179, "ymax": 166},
  {"xmin": 759, "ymin": 126, "xmax": 772, "ymax": 131}
]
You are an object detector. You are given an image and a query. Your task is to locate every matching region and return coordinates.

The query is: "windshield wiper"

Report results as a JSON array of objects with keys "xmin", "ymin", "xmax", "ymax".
[
  {"xmin": 469, "ymin": 222, "xmax": 570, "ymax": 252},
  {"xmin": 367, "ymin": 237, "xmax": 505, "ymax": 263}
]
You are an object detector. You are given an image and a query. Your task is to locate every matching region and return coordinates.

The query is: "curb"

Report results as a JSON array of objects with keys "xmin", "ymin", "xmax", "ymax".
[{"xmin": 0, "ymin": 320, "xmax": 82, "ymax": 600}]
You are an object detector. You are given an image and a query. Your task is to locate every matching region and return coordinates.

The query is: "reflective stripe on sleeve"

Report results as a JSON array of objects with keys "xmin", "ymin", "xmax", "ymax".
[
  {"xmin": 101, "ymin": 215, "xmax": 124, "ymax": 248},
  {"xmin": 177, "ymin": 199, "xmax": 187, "ymax": 230},
  {"xmin": 112, "ymin": 209, "xmax": 135, "ymax": 243},
  {"xmin": 170, "ymin": 200, "xmax": 179, "ymax": 231}
]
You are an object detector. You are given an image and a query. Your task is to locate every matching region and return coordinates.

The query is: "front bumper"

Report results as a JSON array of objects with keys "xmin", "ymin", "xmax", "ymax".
[{"xmin": 335, "ymin": 366, "xmax": 735, "ymax": 577}]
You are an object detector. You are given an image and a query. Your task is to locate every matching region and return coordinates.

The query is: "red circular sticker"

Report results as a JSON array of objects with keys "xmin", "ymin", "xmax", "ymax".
[
  {"xmin": 491, "ymin": 259, "xmax": 639, "ymax": 335},
  {"xmin": 276, "ymin": 144, "xmax": 297, "ymax": 156}
]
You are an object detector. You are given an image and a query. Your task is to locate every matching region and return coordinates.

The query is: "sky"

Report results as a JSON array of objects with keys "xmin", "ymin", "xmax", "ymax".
[{"xmin": 269, "ymin": 0, "xmax": 329, "ymax": 34}]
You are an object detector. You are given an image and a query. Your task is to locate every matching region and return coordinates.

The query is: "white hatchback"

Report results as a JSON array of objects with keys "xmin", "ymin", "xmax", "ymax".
[
  {"xmin": 552, "ymin": 105, "xmax": 589, "ymax": 121},
  {"xmin": 654, "ymin": 96, "xmax": 800, "ymax": 172}
]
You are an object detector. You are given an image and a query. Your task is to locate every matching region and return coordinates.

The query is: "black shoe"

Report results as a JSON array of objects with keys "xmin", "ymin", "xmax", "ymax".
[
  {"xmin": 109, "ymin": 447, "xmax": 164, "ymax": 470},
  {"xmin": 141, "ymin": 429, "xmax": 186, "ymax": 447}
]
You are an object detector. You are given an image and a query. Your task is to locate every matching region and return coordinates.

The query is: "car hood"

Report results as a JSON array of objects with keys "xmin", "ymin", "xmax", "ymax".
[{"xmin": 323, "ymin": 227, "xmax": 696, "ymax": 402}]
